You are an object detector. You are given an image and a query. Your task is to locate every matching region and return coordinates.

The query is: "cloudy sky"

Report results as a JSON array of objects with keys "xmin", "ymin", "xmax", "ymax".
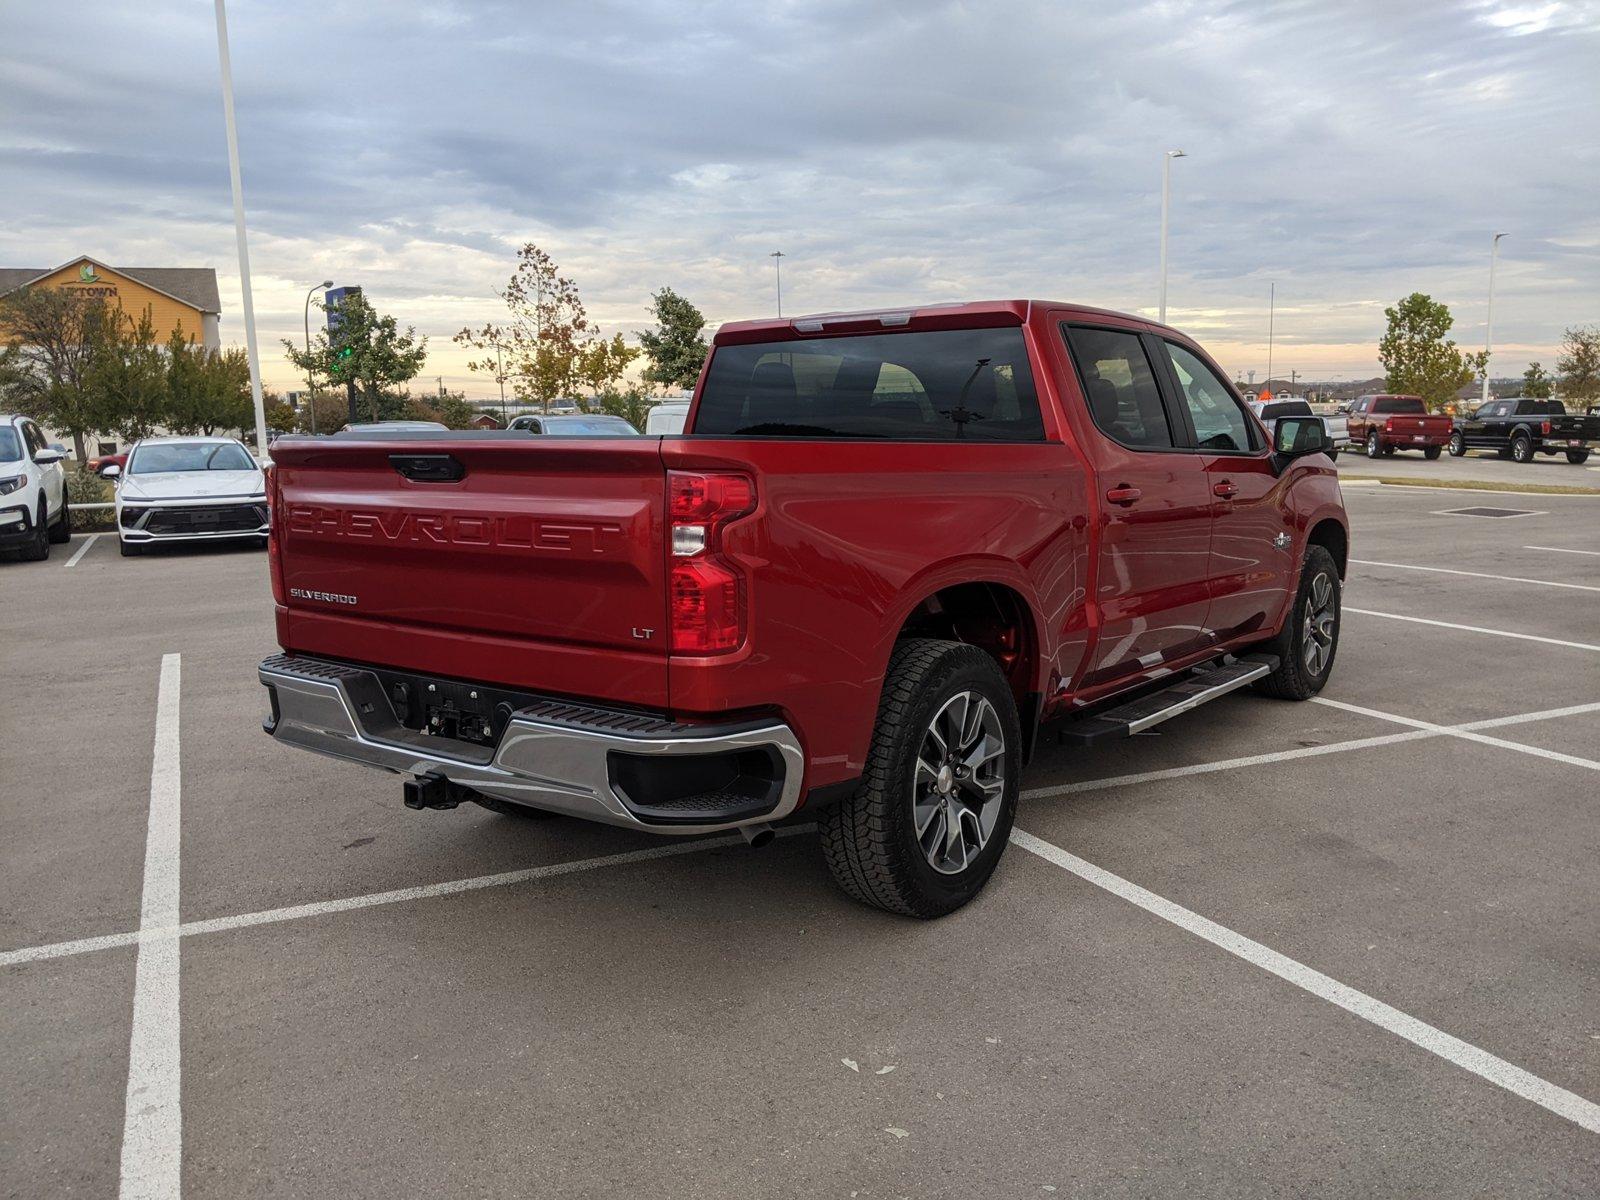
[{"xmin": 3, "ymin": 0, "xmax": 1597, "ymax": 394}]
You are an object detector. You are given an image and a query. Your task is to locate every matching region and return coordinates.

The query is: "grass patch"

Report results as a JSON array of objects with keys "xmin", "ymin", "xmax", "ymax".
[{"xmin": 1340, "ymin": 474, "xmax": 1600, "ymax": 496}]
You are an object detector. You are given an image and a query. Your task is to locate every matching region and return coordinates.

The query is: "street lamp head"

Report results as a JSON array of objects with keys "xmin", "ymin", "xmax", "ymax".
[
  {"xmin": 770, "ymin": 250, "xmax": 785, "ymax": 259},
  {"xmin": 320, "ymin": 279, "xmax": 333, "ymax": 288},
  {"xmin": 1167, "ymin": 148, "xmax": 1186, "ymax": 159}
]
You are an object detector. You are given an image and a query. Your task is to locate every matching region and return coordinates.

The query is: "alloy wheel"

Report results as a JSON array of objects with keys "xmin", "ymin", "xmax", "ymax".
[
  {"xmin": 1301, "ymin": 572, "xmax": 1336, "ymax": 675},
  {"xmin": 912, "ymin": 691, "xmax": 1006, "ymax": 875}
]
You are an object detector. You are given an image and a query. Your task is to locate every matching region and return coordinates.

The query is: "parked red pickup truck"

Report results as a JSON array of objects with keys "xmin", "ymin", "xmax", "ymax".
[
  {"xmin": 260, "ymin": 301, "xmax": 1349, "ymax": 917},
  {"xmin": 1344, "ymin": 394, "xmax": 1453, "ymax": 459}
]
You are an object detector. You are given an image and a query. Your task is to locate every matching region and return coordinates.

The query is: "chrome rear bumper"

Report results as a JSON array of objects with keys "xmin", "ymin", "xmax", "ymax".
[{"xmin": 258, "ymin": 654, "xmax": 804, "ymax": 836}]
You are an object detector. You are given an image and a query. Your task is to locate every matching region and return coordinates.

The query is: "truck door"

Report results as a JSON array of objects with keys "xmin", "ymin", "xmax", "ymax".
[
  {"xmin": 1057, "ymin": 322, "xmax": 1215, "ymax": 689},
  {"xmin": 1154, "ymin": 338, "xmax": 1289, "ymax": 646}
]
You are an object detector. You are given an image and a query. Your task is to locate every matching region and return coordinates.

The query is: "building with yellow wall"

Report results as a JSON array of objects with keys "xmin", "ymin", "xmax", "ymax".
[{"xmin": 0, "ymin": 256, "xmax": 221, "ymax": 351}]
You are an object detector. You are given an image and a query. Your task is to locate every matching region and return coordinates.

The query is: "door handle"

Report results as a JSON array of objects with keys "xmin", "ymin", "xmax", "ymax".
[
  {"xmin": 1212, "ymin": 480, "xmax": 1238, "ymax": 499},
  {"xmin": 1105, "ymin": 485, "xmax": 1142, "ymax": 506}
]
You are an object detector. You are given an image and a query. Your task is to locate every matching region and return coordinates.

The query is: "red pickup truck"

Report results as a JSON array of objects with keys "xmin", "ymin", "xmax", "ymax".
[
  {"xmin": 1344, "ymin": 394, "xmax": 1453, "ymax": 459},
  {"xmin": 260, "ymin": 301, "xmax": 1348, "ymax": 917}
]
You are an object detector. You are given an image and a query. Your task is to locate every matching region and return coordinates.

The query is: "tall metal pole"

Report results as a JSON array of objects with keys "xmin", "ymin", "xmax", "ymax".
[
  {"xmin": 495, "ymin": 343, "xmax": 507, "ymax": 421},
  {"xmin": 1266, "ymin": 282, "xmax": 1275, "ymax": 389},
  {"xmin": 212, "ymin": 0, "xmax": 267, "ymax": 460},
  {"xmin": 1158, "ymin": 149, "xmax": 1185, "ymax": 324},
  {"xmin": 770, "ymin": 250, "xmax": 785, "ymax": 317},
  {"xmin": 1483, "ymin": 232, "xmax": 1506, "ymax": 407},
  {"xmin": 303, "ymin": 280, "xmax": 330, "ymax": 434}
]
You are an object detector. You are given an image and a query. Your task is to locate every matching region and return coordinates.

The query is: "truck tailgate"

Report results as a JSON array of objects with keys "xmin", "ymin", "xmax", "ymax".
[{"xmin": 269, "ymin": 435, "xmax": 670, "ymax": 707}]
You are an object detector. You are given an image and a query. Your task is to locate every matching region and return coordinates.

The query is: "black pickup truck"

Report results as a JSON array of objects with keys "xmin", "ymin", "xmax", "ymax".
[{"xmin": 1449, "ymin": 398, "xmax": 1598, "ymax": 464}]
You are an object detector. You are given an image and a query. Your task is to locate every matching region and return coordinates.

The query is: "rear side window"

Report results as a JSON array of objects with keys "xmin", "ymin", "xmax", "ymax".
[
  {"xmin": 1374, "ymin": 397, "xmax": 1425, "ymax": 414},
  {"xmin": 694, "ymin": 327, "xmax": 1044, "ymax": 441},
  {"xmin": 1062, "ymin": 325, "xmax": 1175, "ymax": 449}
]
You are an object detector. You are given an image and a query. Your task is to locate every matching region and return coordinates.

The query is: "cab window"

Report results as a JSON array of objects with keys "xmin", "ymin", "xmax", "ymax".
[
  {"xmin": 1061, "ymin": 325, "xmax": 1176, "ymax": 450},
  {"xmin": 1165, "ymin": 343, "xmax": 1256, "ymax": 453}
]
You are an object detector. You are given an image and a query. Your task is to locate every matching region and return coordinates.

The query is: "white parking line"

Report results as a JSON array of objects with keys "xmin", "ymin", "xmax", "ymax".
[
  {"xmin": 1525, "ymin": 545, "xmax": 1600, "ymax": 558},
  {"xmin": 120, "ymin": 654, "xmax": 182, "ymax": 1200},
  {"xmin": 1312, "ymin": 697, "xmax": 1600, "ymax": 773},
  {"xmin": 1009, "ymin": 828, "xmax": 1600, "ymax": 1135},
  {"xmin": 1020, "ymin": 698, "xmax": 1600, "ymax": 803},
  {"xmin": 1343, "ymin": 607, "xmax": 1600, "ymax": 653},
  {"xmin": 0, "ymin": 829, "xmax": 808, "ymax": 969},
  {"xmin": 1351, "ymin": 558, "xmax": 1600, "ymax": 594},
  {"xmin": 64, "ymin": 533, "xmax": 100, "ymax": 567}
]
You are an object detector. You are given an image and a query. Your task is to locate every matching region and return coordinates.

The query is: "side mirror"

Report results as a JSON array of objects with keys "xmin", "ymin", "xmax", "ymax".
[
  {"xmin": 1334, "ymin": 403, "xmax": 1350, "ymax": 415},
  {"xmin": 102, "ymin": 464, "xmax": 122, "ymax": 479},
  {"xmin": 34, "ymin": 447, "xmax": 65, "ymax": 465},
  {"xmin": 1271, "ymin": 416, "xmax": 1334, "ymax": 470}
]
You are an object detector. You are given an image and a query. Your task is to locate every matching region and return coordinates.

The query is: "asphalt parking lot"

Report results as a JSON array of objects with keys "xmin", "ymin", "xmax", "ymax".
[{"xmin": 4, "ymin": 485, "xmax": 1598, "ymax": 1198}]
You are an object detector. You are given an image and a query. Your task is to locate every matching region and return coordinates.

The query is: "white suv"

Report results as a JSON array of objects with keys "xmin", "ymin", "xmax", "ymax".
[{"xmin": 0, "ymin": 413, "xmax": 70, "ymax": 561}]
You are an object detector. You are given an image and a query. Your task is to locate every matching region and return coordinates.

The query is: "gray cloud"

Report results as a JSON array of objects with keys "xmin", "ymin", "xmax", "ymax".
[{"xmin": 2, "ymin": 0, "xmax": 1596, "ymax": 390}]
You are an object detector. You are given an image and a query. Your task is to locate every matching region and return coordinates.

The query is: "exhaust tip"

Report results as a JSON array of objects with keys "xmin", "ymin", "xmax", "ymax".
[{"xmin": 740, "ymin": 822, "xmax": 776, "ymax": 849}]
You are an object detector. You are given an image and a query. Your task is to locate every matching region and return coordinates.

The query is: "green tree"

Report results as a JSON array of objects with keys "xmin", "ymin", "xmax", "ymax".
[
  {"xmin": 638, "ymin": 287, "xmax": 708, "ymax": 391},
  {"xmin": 165, "ymin": 328, "xmax": 253, "ymax": 435},
  {"xmin": 0, "ymin": 286, "xmax": 113, "ymax": 460},
  {"xmin": 402, "ymin": 389, "xmax": 480, "ymax": 429},
  {"xmin": 594, "ymin": 385, "xmax": 652, "ymax": 431},
  {"xmin": 1520, "ymin": 362, "xmax": 1553, "ymax": 399},
  {"xmin": 456, "ymin": 244, "xmax": 592, "ymax": 413},
  {"xmin": 283, "ymin": 291, "xmax": 427, "ymax": 423},
  {"xmin": 577, "ymin": 332, "xmax": 641, "ymax": 397},
  {"xmin": 1557, "ymin": 325, "xmax": 1600, "ymax": 406},
  {"xmin": 85, "ymin": 305, "xmax": 169, "ymax": 442},
  {"xmin": 1377, "ymin": 293, "xmax": 1478, "ymax": 412},
  {"xmin": 292, "ymin": 391, "xmax": 349, "ymax": 434}
]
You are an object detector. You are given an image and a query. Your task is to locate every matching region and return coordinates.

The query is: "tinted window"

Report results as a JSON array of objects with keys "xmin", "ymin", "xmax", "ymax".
[
  {"xmin": 695, "ymin": 327, "xmax": 1044, "ymax": 441},
  {"xmin": 1373, "ymin": 397, "xmax": 1425, "ymax": 414},
  {"xmin": 1063, "ymin": 326, "xmax": 1175, "ymax": 449},
  {"xmin": 0, "ymin": 427, "xmax": 21, "ymax": 463},
  {"xmin": 130, "ymin": 442, "xmax": 256, "ymax": 473},
  {"xmin": 1516, "ymin": 399, "xmax": 1566, "ymax": 415},
  {"xmin": 541, "ymin": 416, "xmax": 638, "ymax": 436},
  {"xmin": 1261, "ymin": 400, "xmax": 1312, "ymax": 419},
  {"xmin": 1166, "ymin": 342, "xmax": 1256, "ymax": 452}
]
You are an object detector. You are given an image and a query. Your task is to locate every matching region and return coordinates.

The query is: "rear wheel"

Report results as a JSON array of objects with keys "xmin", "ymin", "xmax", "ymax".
[
  {"xmin": 1567, "ymin": 450, "xmax": 1590, "ymax": 465},
  {"xmin": 1423, "ymin": 446, "xmax": 1442, "ymax": 461},
  {"xmin": 1448, "ymin": 431, "xmax": 1465, "ymax": 456},
  {"xmin": 1511, "ymin": 432, "xmax": 1535, "ymax": 464},
  {"xmin": 1253, "ymin": 545, "xmax": 1341, "ymax": 701},
  {"xmin": 1365, "ymin": 431, "xmax": 1383, "ymax": 459},
  {"xmin": 819, "ymin": 640, "xmax": 1021, "ymax": 918}
]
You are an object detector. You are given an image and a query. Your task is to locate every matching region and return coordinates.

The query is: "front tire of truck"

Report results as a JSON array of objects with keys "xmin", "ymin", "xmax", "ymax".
[
  {"xmin": 819, "ymin": 640, "xmax": 1021, "ymax": 919},
  {"xmin": 1253, "ymin": 545, "xmax": 1341, "ymax": 701}
]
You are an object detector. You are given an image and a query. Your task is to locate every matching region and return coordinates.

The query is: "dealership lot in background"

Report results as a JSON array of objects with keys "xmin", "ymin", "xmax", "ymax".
[{"xmin": 3, "ymin": 485, "xmax": 1597, "ymax": 1197}]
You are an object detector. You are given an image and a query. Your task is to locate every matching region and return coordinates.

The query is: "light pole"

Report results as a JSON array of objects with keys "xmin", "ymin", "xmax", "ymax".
[
  {"xmin": 1483, "ymin": 232, "xmax": 1506, "ymax": 407},
  {"xmin": 1266, "ymin": 281, "xmax": 1276, "ymax": 390},
  {"xmin": 212, "ymin": 0, "xmax": 268, "ymax": 460},
  {"xmin": 303, "ymin": 280, "xmax": 331, "ymax": 433},
  {"xmin": 770, "ymin": 250, "xmax": 785, "ymax": 317},
  {"xmin": 494, "ymin": 342, "xmax": 507, "ymax": 422},
  {"xmin": 1158, "ymin": 149, "xmax": 1185, "ymax": 324}
]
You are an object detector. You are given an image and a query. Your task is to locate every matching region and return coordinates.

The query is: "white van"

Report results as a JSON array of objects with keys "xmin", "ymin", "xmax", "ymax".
[{"xmin": 645, "ymin": 402, "xmax": 691, "ymax": 435}]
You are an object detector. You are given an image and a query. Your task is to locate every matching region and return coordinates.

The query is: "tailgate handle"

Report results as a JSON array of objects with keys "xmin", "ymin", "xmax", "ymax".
[{"xmin": 389, "ymin": 454, "xmax": 465, "ymax": 483}]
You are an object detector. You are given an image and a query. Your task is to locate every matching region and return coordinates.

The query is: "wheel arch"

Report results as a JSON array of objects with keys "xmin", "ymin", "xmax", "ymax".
[{"xmin": 1306, "ymin": 516, "xmax": 1348, "ymax": 579}]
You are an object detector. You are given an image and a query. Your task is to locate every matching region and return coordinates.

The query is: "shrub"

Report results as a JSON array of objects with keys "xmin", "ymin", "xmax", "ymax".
[{"xmin": 66, "ymin": 466, "xmax": 114, "ymax": 531}]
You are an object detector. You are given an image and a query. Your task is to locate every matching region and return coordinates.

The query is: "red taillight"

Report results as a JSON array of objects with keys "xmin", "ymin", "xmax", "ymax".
[
  {"xmin": 668, "ymin": 470, "xmax": 755, "ymax": 654},
  {"xmin": 1542, "ymin": 419, "xmax": 1552, "ymax": 436}
]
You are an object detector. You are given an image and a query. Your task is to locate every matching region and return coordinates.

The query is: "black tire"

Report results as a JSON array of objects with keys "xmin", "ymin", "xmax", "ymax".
[
  {"xmin": 1567, "ymin": 450, "xmax": 1590, "ymax": 465},
  {"xmin": 49, "ymin": 491, "xmax": 71, "ymax": 542},
  {"xmin": 119, "ymin": 537, "xmax": 142, "ymax": 557},
  {"xmin": 19, "ymin": 500, "xmax": 51, "ymax": 561},
  {"xmin": 1253, "ymin": 545, "xmax": 1341, "ymax": 701},
  {"xmin": 1448, "ymin": 431, "xmax": 1466, "ymax": 457},
  {"xmin": 1423, "ymin": 446, "xmax": 1441, "ymax": 461},
  {"xmin": 1496, "ymin": 446, "xmax": 1512, "ymax": 459},
  {"xmin": 819, "ymin": 639, "xmax": 1022, "ymax": 918},
  {"xmin": 472, "ymin": 796, "xmax": 556, "ymax": 819},
  {"xmin": 1511, "ymin": 432, "xmax": 1535, "ymax": 464},
  {"xmin": 1365, "ymin": 431, "xmax": 1383, "ymax": 459},
  {"xmin": 1326, "ymin": 448, "xmax": 1339, "ymax": 462}
]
